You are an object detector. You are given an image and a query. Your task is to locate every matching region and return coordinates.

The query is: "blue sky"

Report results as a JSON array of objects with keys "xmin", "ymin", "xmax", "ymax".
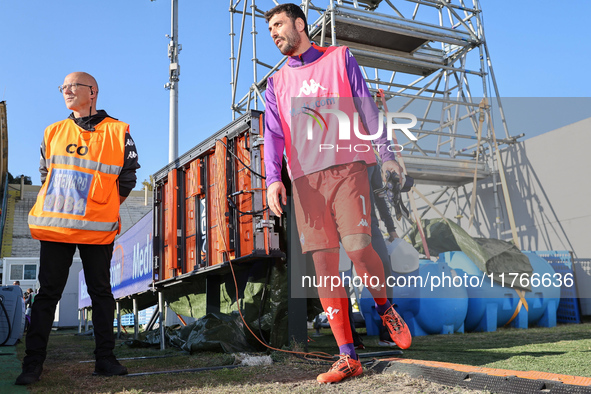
[{"xmin": 1, "ymin": 1, "xmax": 589, "ymax": 187}]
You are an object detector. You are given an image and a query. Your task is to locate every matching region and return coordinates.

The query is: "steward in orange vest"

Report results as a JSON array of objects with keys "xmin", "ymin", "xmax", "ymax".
[
  {"xmin": 17, "ymin": 72, "xmax": 138, "ymax": 386},
  {"xmin": 28, "ymin": 115, "xmax": 131, "ymax": 244}
]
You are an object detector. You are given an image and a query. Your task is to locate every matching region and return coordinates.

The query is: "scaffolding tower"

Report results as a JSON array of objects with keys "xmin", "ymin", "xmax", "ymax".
[{"xmin": 229, "ymin": 0, "xmax": 520, "ymax": 242}]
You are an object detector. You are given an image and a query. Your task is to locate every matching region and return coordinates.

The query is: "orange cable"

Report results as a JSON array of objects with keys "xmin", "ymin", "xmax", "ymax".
[
  {"xmin": 226, "ymin": 254, "xmax": 335, "ymax": 362},
  {"xmin": 214, "ymin": 140, "xmax": 335, "ymax": 362}
]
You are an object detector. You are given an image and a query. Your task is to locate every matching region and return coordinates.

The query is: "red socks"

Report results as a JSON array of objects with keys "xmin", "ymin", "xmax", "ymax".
[
  {"xmin": 312, "ymin": 244, "xmax": 390, "ymax": 348},
  {"xmin": 312, "ymin": 250, "xmax": 353, "ymax": 347},
  {"xmin": 345, "ymin": 244, "xmax": 388, "ymax": 305}
]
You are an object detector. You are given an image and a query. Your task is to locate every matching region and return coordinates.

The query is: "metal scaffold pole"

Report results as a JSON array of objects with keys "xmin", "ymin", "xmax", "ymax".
[
  {"xmin": 251, "ymin": 0, "xmax": 258, "ymax": 110},
  {"xmin": 229, "ymin": 0, "xmax": 236, "ymax": 119}
]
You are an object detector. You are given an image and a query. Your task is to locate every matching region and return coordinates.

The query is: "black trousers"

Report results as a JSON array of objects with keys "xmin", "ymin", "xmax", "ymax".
[{"xmin": 24, "ymin": 241, "xmax": 115, "ymax": 365}]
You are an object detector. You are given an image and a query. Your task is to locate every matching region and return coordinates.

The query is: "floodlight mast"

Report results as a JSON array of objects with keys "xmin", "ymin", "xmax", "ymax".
[
  {"xmin": 165, "ymin": 0, "xmax": 181, "ymax": 163},
  {"xmin": 159, "ymin": 0, "xmax": 181, "ymax": 348}
]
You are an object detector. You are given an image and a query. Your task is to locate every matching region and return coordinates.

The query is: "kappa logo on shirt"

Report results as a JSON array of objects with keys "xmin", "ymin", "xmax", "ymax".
[
  {"xmin": 297, "ymin": 79, "xmax": 328, "ymax": 97},
  {"xmin": 127, "ymin": 151, "xmax": 138, "ymax": 159},
  {"xmin": 125, "ymin": 139, "xmax": 135, "ymax": 147},
  {"xmin": 357, "ymin": 218, "xmax": 369, "ymax": 227},
  {"xmin": 326, "ymin": 306, "xmax": 340, "ymax": 320}
]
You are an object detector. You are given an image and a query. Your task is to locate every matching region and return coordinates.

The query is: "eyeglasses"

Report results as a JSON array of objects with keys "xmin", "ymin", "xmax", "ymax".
[{"xmin": 58, "ymin": 83, "xmax": 93, "ymax": 94}]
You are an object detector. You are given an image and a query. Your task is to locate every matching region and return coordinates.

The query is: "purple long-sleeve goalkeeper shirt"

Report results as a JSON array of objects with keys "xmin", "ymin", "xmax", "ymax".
[{"xmin": 264, "ymin": 45, "xmax": 395, "ymax": 186}]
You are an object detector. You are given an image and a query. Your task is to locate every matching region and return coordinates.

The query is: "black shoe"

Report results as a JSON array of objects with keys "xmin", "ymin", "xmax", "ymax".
[
  {"xmin": 15, "ymin": 363, "xmax": 43, "ymax": 385},
  {"xmin": 93, "ymin": 356, "xmax": 128, "ymax": 376}
]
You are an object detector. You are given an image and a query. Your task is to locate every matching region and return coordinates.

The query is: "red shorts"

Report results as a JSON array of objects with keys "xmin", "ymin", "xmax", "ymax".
[{"xmin": 292, "ymin": 162, "xmax": 372, "ymax": 253}]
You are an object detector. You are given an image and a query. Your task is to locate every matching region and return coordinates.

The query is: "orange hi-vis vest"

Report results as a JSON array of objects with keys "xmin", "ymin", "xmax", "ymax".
[{"xmin": 28, "ymin": 117, "xmax": 128, "ymax": 245}]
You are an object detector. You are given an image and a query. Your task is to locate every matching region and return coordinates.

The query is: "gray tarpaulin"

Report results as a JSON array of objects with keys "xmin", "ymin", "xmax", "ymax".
[
  {"xmin": 408, "ymin": 218, "xmax": 532, "ymax": 291},
  {"xmin": 170, "ymin": 312, "xmax": 255, "ymax": 353},
  {"xmin": 131, "ymin": 312, "xmax": 254, "ymax": 353}
]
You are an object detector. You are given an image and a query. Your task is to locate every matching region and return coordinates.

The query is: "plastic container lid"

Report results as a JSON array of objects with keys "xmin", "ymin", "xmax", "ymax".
[{"xmin": 387, "ymin": 238, "xmax": 420, "ymax": 273}]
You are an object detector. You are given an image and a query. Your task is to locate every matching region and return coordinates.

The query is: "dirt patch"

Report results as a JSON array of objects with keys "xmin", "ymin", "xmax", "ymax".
[{"xmin": 13, "ymin": 331, "xmax": 489, "ymax": 393}]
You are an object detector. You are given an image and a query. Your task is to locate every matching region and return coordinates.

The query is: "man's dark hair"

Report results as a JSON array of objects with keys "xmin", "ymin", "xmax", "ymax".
[{"xmin": 264, "ymin": 3, "xmax": 309, "ymax": 38}]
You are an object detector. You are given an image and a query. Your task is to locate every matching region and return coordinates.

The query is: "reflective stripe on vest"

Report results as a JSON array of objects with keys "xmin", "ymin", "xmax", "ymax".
[
  {"xmin": 49, "ymin": 155, "xmax": 122, "ymax": 175},
  {"xmin": 28, "ymin": 215, "xmax": 118, "ymax": 232}
]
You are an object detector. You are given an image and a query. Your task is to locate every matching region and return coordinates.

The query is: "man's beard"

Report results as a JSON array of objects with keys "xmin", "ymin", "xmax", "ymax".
[{"xmin": 278, "ymin": 29, "xmax": 302, "ymax": 56}]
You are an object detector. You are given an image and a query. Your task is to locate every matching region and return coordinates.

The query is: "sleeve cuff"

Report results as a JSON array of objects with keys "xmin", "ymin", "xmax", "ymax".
[
  {"xmin": 380, "ymin": 150, "xmax": 397, "ymax": 163},
  {"xmin": 266, "ymin": 176, "xmax": 282, "ymax": 187},
  {"xmin": 386, "ymin": 223, "xmax": 396, "ymax": 233},
  {"xmin": 119, "ymin": 186, "xmax": 132, "ymax": 198}
]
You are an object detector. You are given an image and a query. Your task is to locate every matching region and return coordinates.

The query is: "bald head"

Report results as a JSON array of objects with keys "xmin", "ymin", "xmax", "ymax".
[
  {"xmin": 62, "ymin": 72, "xmax": 99, "ymax": 117},
  {"xmin": 66, "ymin": 72, "xmax": 98, "ymax": 95}
]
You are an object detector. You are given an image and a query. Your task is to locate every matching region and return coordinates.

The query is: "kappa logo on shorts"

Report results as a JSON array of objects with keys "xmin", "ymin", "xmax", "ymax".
[
  {"xmin": 357, "ymin": 218, "xmax": 369, "ymax": 227},
  {"xmin": 300, "ymin": 233, "xmax": 305, "ymax": 245},
  {"xmin": 326, "ymin": 306, "xmax": 340, "ymax": 320}
]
